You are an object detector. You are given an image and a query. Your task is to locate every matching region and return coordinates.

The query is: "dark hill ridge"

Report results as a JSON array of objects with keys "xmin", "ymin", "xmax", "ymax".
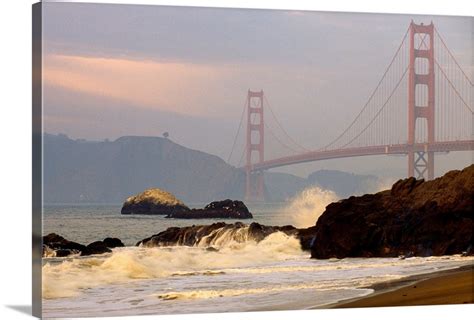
[
  {"xmin": 44, "ymin": 133, "xmax": 386, "ymax": 204},
  {"xmin": 43, "ymin": 133, "xmax": 244, "ymax": 203},
  {"xmin": 311, "ymin": 165, "xmax": 474, "ymax": 259}
]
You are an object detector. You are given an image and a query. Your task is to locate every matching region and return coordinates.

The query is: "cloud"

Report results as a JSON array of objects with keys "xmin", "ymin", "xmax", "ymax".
[
  {"xmin": 43, "ymin": 52, "xmax": 337, "ymax": 121},
  {"xmin": 43, "ymin": 54, "xmax": 233, "ymax": 116},
  {"xmin": 40, "ymin": 3, "xmax": 472, "ymax": 178}
]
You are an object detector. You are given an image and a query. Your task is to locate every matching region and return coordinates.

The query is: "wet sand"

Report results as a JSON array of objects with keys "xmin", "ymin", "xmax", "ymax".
[{"xmin": 330, "ymin": 264, "xmax": 473, "ymax": 308}]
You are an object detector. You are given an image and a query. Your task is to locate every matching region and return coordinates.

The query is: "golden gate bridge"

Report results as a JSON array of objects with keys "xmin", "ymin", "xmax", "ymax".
[{"xmin": 227, "ymin": 21, "xmax": 473, "ymax": 201}]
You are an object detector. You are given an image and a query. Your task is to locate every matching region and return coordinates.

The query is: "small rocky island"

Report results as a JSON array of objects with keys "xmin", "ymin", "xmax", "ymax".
[
  {"xmin": 121, "ymin": 188, "xmax": 253, "ymax": 219},
  {"xmin": 121, "ymin": 188, "xmax": 190, "ymax": 215}
]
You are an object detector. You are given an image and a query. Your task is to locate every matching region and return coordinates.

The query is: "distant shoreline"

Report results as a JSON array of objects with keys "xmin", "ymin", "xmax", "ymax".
[{"xmin": 320, "ymin": 263, "xmax": 473, "ymax": 308}]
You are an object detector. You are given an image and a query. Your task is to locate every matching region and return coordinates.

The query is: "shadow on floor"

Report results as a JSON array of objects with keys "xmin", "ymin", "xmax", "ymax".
[{"xmin": 6, "ymin": 305, "xmax": 32, "ymax": 316}]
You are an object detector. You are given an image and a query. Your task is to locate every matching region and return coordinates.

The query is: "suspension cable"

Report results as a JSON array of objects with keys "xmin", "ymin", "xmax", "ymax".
[
  {"xmin": 322, "ymin": 26, "xmax": 410, "ymax": 150},
  {"xmin": 340, "ymin": 66, "xmax": 410, "ymax": 149},
  {"xmin": 434, "ymin": 27, "xmax": 474, "ymax": 87},
  {"xmin": 435, "ymin": 61, "xmax": 473, "ymax": 113},
  {"xmin": 263, "ymin": 95, "xmax": 310, "ymax": 151},
  {"xmin": 227, "ymin": 95, "xmax": 248, "ymax": 163}
]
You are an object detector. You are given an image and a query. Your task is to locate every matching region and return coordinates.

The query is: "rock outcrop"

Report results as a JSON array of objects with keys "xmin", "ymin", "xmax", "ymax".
[
  {"xmin": 136, "ymin": 222, "xmax": 315, "ymax": 250},
  {"xmin": 166, "ymin": 199, "xmax": 253, "ymax": 219},
  {"xmin": 311, "ymin": 165, "xmax": 474, "ymax": 259},
  {"xmin": 121, "ymin": 188, "xmax": 190, "ymax": 215},
  {"xmin": 122, "ymin": 188, "xmax": 253, "ymax": 219},
  {"xmin": 42, "ymin": 233, "xmax": 125, "ymax": 257}
]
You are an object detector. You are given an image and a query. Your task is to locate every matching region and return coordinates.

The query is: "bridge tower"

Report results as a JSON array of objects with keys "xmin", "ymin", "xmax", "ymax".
[
  {"xmin": 407, "ymin": 21, "xmax": 435, "ymax": 180},
  {"xmin": 245, "ymin": 89, "xmax": 265, "ymax": 202}
]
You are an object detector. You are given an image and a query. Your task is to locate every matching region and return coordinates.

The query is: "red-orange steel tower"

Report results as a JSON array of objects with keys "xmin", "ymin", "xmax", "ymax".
[
  {"xmin": 407, "ymin": 21, "xmax": 435, "ymax": 180},
  {"xmin": 245, "ymin": 89, "xmax": 265, "ymax": 202}
]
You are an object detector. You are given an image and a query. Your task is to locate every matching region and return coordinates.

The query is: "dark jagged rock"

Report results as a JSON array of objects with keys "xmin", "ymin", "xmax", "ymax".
[
  {"xmin": 121, "ymin": 188, "xmax": 190, "ymax": 215},
  {"xmin": 103, "ymin": 237, "xmax": 125, "ymax": 248},
  {"xmin": 43, "ymin": 233, "xmax": 65, "ymax": 243},
  {"xmin": 136, "ymin": 221, "xmax": 317, "ymax": 250},
  {"xmin": 42, "ymin": 233, "xmax": 124, "ymax": 257},
  {"xmin": 311, "ymin": 165, "xmax": 474, "ymax": 259},
  {"xmin": 122, "ymin": 187, "xmax": 252, "ymax": 219},
  {"xmin": 137, "ymin": 222, "xmax": 237, "ymax": 247},
  {"xmin": 54, "ymin": 249, "xmax": 75, "ymax": 258},
  {"xmin": 296, "ymin": 226, "xmax": 318, "ymax": 251},
  {"xmin": 137, "ymin": 222, "xmax": 297, "ymax": 247},
  {"xmin": 82, "ymin": 241, "xmax": 112, "ymax": 256},
  {"xmin": 167, "ymin": 199, "xmax": 253, "ymax": 219},
  {"xmin": 43, "ymin": 233, "xmax": 87, "ymax": 257}
]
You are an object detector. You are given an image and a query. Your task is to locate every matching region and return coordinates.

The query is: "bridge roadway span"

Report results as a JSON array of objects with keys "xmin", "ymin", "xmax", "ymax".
[{"xmin": 247, "ymin": 140, "xmax": 474, "ymax": 171}]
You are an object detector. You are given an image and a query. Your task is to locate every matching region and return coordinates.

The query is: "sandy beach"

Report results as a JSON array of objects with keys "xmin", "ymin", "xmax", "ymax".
[{"xmin": 330, "ymin": 264, "xmax": 473, "ymax": 308}]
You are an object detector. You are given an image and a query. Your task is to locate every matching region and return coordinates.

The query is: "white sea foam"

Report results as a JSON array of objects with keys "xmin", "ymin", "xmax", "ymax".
[
  {"xmin": 42, "ymin": 252, "xmax": 474, "ymax": 318},
  {"xmin": 197, "ymin": 225, "xmax": 253, "ymax": 247},
  {"xmin": 42, "ymin": 231, "xmax": 303, "ymax": 299},
  {"xmin": 155, "ymin": 282, "xmax": 374, "ymax": 300},
  {"xmin": 42, "ymin": 203, "xmax": 474, "ymax": 318},
  {"xmin": 284, "ymin": 186, "xmax": 339, "ymax": 228}
]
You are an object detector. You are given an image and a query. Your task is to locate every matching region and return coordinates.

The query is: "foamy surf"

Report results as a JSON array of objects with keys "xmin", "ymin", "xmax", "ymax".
[
  {"xmin": 42, "ymin": 231, "xmax": 304, "ymax": 299},
  {"xmin": 155, "ymin": 281, "xmax": 380, "ymax": 301},
  {"xmin": 42, "ymin": 251, "xmax": 473, "ymax": 318}
]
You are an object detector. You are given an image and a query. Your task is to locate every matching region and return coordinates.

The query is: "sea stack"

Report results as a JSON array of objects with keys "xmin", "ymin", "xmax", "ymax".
[{"xmin": 121, "ymin": 188, "xmax": 190, "ymax": 215}]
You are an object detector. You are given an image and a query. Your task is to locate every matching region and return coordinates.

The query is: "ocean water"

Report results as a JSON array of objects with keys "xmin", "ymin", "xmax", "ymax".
[
  {"xmin": 43, "ymin": 203, "xmax": 290, "ymax": 246},
  {"xmin": 42, "ymin": 203, "xmax": 474, "ymax": 318}
]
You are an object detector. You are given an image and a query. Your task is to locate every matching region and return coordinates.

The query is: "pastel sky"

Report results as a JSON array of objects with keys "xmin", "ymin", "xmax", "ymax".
[{"xmin": 42, "ymin": 2, "xmax": 473, "ymax": 178}]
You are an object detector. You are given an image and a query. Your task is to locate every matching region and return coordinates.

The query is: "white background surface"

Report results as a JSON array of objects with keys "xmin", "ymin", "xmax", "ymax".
[{"xmin": 0, "ymin": 1, "xmax": 472, "ymax": 319}]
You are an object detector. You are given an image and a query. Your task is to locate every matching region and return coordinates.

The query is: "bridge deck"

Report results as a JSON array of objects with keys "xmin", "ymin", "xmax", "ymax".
[{"xmin": 246, "ymin": 140, "xmax": 474, "ymax": 171}]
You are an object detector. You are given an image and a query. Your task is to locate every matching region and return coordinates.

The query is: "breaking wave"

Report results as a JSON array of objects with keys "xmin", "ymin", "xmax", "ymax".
[
  {"xmin": 196, "ymin": 225, "xmax": 253, "ymax": 247},
  {"xmin": 42, "ymin": 231, "xmax": 303, "ymax": 299},
  {"xmin": 285, "ymin": 187, "xmax": 339, "ymax": 228}
]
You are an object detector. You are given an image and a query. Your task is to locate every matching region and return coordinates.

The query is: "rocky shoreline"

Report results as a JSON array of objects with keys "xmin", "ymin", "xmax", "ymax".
[
  {"xmin": 42, "ymin": 222, "xmax": 315, "ymax": 257},
  {"xmin": 44, "ymin": 165, "xmax": 473, "ymax": 259},
  {"xmin": 311, "ymin": 164, "xmax": 473, "ymax": 258}
]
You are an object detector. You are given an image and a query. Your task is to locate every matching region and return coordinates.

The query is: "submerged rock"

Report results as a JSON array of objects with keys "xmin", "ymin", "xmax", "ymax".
[
  {"xmin": 43, "ymin": 233, "xmax": 87, "ymax": 257},
  {"xmin": 311, "ymin": 165, "xmax": 474, "ymax": 259},
  {"xmin": 103, "ymin": 237, "xmax": 125, "ymax": 248},
  {"xmin": 121, "ymin": 188, "xmax": 190, "ymax": 215},
  {"xmin": 82, "ymin": 241, "xmax": 112, "ymax": 256},
  {"xmin": 166, "ymin": 199, "xmax": 253, "ymax": 219},
  {"xmin": 42, "ymin": 233, "xmax": 124, "ymax": 257}
]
